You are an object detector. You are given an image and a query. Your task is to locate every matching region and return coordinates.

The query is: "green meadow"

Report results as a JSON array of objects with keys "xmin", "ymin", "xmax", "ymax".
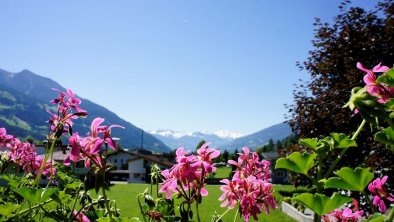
[{"xmin": 92, "ymin": 183, "xmax": 296, "ymax": 222}]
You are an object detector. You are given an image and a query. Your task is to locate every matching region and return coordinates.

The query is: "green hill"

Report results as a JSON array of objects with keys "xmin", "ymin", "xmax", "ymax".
[{"xmin": 0, "ymin": 69, "xmax": 171, "ymax": 153}]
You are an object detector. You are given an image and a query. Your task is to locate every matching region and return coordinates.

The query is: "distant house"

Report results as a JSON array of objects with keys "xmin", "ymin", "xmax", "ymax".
[
  {"xmin": 261, "ymin": 152, "xmax": 289, "ymax": 184},
  {"xmin": 36, "ymin": 148, "xmax": 90, "ymax": 179},
  {"xmin": 107, "ymin": 149, "xmax": 173, "ymax": 183}
]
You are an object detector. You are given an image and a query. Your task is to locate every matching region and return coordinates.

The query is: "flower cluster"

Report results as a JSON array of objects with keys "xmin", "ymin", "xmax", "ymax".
[
  {"xmin": 219, "ymin": 147, "xmax": 277, "ymax": 221},
  {"xmin": 64, "ymin": 118, "xmax": 124, "ymax": 168},
  {"xmin": 322, "ymin": 208, "xmax": 364, "ymax": 222},
  {"xmin": 368, "ymin": 176, "xmax": 394, "ymax": 213},
  {"xmin": 0, "ymin": 128, "xmax": 55, "ymax": 177},
  {"xmin": 357, "ymin": 62, "xmax": 392, "ymax": 103},
  {"xmin": 159, "ymin": 143, "xmax": 220, "ymax": 200},
  {"xmin": 48, "ymin": 88, "xmax": 88, "ymax": 139}
]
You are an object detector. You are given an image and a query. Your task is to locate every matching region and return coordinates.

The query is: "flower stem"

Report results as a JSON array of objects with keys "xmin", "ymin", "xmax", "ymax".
[
  {"xmin": 34, "ymin": 138, "xmax": 56, "ymax": 186},
  {"xmin": 101, "ymin": 185, "xmax": 114, "ymax": 221},
  {"xmin": 323, "ymin": 119, "xmax": 366, "ymax": 178},
  {"xmin": 387, "ymin": 206, "xmax": 394, "ymax": 222},
  {"xmin": 215, "ymin": 208, "xmax": 231, "ymax": 222},
  {"xmin": 196, "ymin": 202, "xmax": 201, "ymax": 222},
  {"xmin": 362, "ymin": 191, "xmax": 377, "ymax": 213},
  {"xmin": 233, "ymin": 208, "xmax": 239, "ymax": 222},
  {"xmin": 137, "ymin": 194, "xmax": 148, "ymax": 222}
]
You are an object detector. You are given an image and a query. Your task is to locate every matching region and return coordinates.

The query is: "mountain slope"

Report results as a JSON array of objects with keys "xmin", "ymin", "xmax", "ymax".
[
  {"xmin": 220, "ymin": 123, "xmax": 292, "ymax": 151},
  {"xmin": 0, "ymin": 69, "xmax": 171, "ymax": 153}
]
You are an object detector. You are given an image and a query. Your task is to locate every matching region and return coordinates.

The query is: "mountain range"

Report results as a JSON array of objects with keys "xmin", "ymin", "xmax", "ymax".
[
  {"xmin": 0, "ymin": 69, "xmax": 171, "ymax": 153},
  {"xmin": 0, "ymin": 68, "xmax": 292, "ymax": 154},
  {"xmin": 149, "ymin": 123, "xmax": 292, "ymax": 151},
  {"xmin": 148, "ymin": 129, "xmax": 243, "ymax": 150},
  {"xmin": 220, "ymin": 122, "xmax": 292, "ymax": 151}
]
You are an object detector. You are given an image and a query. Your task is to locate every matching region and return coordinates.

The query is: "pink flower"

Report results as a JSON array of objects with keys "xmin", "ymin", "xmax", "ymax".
[
  {"xmin": 48, "ymin": 88, "xmax": 87, "ymax": 138},
  {"xmin": 64, "ymin": 133, "xmax": 84, "ymax": 166},
  {"xmin": 357, "ymin": 62, "xmax": 393, "ymax": 103},
  {"xmin": 218, "ymin": 179, "xmax": 238, "ymax": 209},
  {"xmin": 323, "ymin": 208, "xmax": 364, "ymax": 222},
  {"xmin": 219, "ymin": 147, "xmax": 277, "ymax": 221},
  {"xmin": 33, "ymin": 156, "xmax": 56, "ymax": 177},
  {"xmin": 0, "ymin": 128, "xmax": 14, "ymax": 148},
  {"xmin": 194, "ymin": 143, "xmax": 220, "ymax": 174},
  {"xmin": 159, "ymin": 169, "xmax": 178, "ymax": 199},
  {"xmin": 368, "ymin": 176, "xmax": 394, "ymax": 212},
  {"xmin": 90, "ymin": 118, "xmax": 124, "ymax": 153},
  {"xmin": 228, "ymin": 147, "xmax": 271, "ymax": 181},
  {"xmin": 72, "ymin": 210, "xmax": 90, "ymax": 222},
  {"xmin": 66, "ymin": 89, "xmax": 87, "ymax": 114},
  {"xmin": 64, "ymin": 118, "xmax": 124, "ymax": 169},
  {"xmin": 4, "ymin": 135, "xmax": 55, "ymax": 178},
  {"xmin": 159, "ymin": 143, "xmax": 220, "ymax": 201}
]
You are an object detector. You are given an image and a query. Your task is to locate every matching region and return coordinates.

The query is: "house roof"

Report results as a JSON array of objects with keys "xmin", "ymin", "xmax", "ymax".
[
  {"xmin": 108, "ymin": 149, "xmax": 174, "ymax": 168},
  {"xmin": 37, "ymin": 150, "xmax": 69, "ymax": 161},
  {"xmin": 38, "ymin": 148, "xmax": 174, "ymax": 168}
]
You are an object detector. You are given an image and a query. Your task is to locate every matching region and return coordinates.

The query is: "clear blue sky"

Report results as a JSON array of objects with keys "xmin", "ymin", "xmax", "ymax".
[{"xmin": 0, "ymin": 1, "xmax": 377, "ymax": 135}]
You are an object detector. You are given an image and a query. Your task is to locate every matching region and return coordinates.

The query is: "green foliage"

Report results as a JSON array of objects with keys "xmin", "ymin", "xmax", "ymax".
[
  {"xmin": 376, "ymin": 68, "xmax": 394, "ymax": 87},
  {"xmin": 362, "ymin": 213, "xmax": 385, "ymax": 222},
  {"xmin": 0, "ymin": 203, "xmax": 20, "ymax": 219},
  {"xmin": 329, "ymin": 133, "xmax": 357, "ymax": 149},
  {"xmin": 374, "ymin": 127, "xmax": 394, "ymax": 146},
  {"xmin": 293, "ymin": 193, "xmax": 352, "ymax": 216},
  {"xmin": 275, "ymin": 152, "xmax": 317, "ymax": 176},
  {"xmin": 15, "ymin": 187, "xmax": 58, "ymax": 204},
  {"xmin": 286, "ymin": 0, "xmax": 394, "ymax": 191},
  {"xmin": 321, "ymin": 167, "xmax": 374, "ymax": 192},
  {"xmin": 299, "ymin": 138, "xmax": 319, "ymax": 150}
]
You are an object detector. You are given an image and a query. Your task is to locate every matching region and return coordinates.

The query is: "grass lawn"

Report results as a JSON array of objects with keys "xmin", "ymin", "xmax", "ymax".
[
  {"xmin": 213, "ymin": 167, "xmax": 232, "ymax": 179},
  {"xmin": 94, "ymin": 183, "xmax": 296, "ymax": 222}
]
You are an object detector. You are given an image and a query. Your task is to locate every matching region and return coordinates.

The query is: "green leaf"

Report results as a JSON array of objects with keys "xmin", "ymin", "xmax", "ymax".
[
  {"xmin": 322, "ymin": 167, "xmax": 374, "ymax": 192},
  {"xmin": 275, "ymin": 152, "xmax": 317, "ymax": 175},
  {"xmin": 40, "ymin": 188, "xmax": 58, "ymax": 202},
  {"xmin": 299, "ymin": 138, "xmax": 318, "ymax": 150},
  {"xmin": 375, "ymin": 127, "xmax": 394, "ymax": 146},
  {"xmin": 0, "ymin": 203, "xmax": 20, "ymax": 218},
  {"xmin": 376, "ymin": 68, "xmax": 394, "ymax": 87},
  {"xmin": 15, "ymin": 187, "xmax": 57, "ymax": 203},
  {"xmin": 330, "ymin": 133, "xmax": 357, "ymax": 149},
  {"xmin": 15, "ymin": 187, "xmax": 40, "ymax": 203},
  {"xmin": 361, "ymin": 213, "xmax": 385, "ymax": 222},
  {"xmin": 343, "ymin": 87, "xmax": 366, "ymax": 111},
  {"xmin": 293, "ymin": 193, "xmax": 352, "ymax": 216},
  {"xmin": 385, "ymin": 98, "xmax": 394, "ymax": 110}
]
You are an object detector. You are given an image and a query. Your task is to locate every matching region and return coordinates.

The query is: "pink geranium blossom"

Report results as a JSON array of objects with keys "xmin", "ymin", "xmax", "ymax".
[
  {"xmin": 64, "ymin": 118, "xmax": 124, "ymax": 168},
  {"xmin": 159, "ymin": 143, "xmax": 220, "ymax": 202},
  {"xmin": 0, "ymin": 128, "xmax": 14, "ymax": 148},
  {"xmin": 219, "ymin": 147, "xmax": 277, "ymax": 221},
  {"xmin": 368, "ymin": 176, "xmax": 394, "ymax": 212},
  {"xmin": 3, "ymin": 135, "xmax": 55, "ymax": 178},
  {"xmin": 322, "ymin": 208, "xmax": 364, "ymax": 222},
  {"xmin": 357, "ymin": 62, "xmax": 393, "ymax": 103},
  {"xmin": 48, "ymin": 88, "xmax": 88, "ymax": 139}
]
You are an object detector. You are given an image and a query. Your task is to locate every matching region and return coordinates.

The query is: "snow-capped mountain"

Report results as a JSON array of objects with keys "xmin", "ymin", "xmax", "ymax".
[
  {"xmin": 213, "ymin": 130, "xmax": 244, "ymax": 140},
  {"xmin": 148, "ymin": 129, "xmax": 243, "ymax": 150}
]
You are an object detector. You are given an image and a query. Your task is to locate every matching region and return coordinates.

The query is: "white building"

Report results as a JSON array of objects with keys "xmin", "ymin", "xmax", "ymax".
[{"xmin": 107, "ymin": 150, "xmax": 173, "ymax": 183}]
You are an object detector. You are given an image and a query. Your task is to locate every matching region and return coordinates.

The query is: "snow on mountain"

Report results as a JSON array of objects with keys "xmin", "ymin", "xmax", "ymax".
[
  {"xmin": 148, "ymin": 129, "xmax": 191, "ymax": 138},
  {"xmin": 148, "ymin": 129, "xmax": 242, "ymax": 150},
  {"xmin": 214, "ymin": 130, "xmax": 243, "ymax": 140}
]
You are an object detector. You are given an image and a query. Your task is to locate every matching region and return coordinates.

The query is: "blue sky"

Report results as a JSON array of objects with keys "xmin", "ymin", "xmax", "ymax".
[{"xmin": 0, "ymin": 1, "xmax": 378, "ymax": 135}]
